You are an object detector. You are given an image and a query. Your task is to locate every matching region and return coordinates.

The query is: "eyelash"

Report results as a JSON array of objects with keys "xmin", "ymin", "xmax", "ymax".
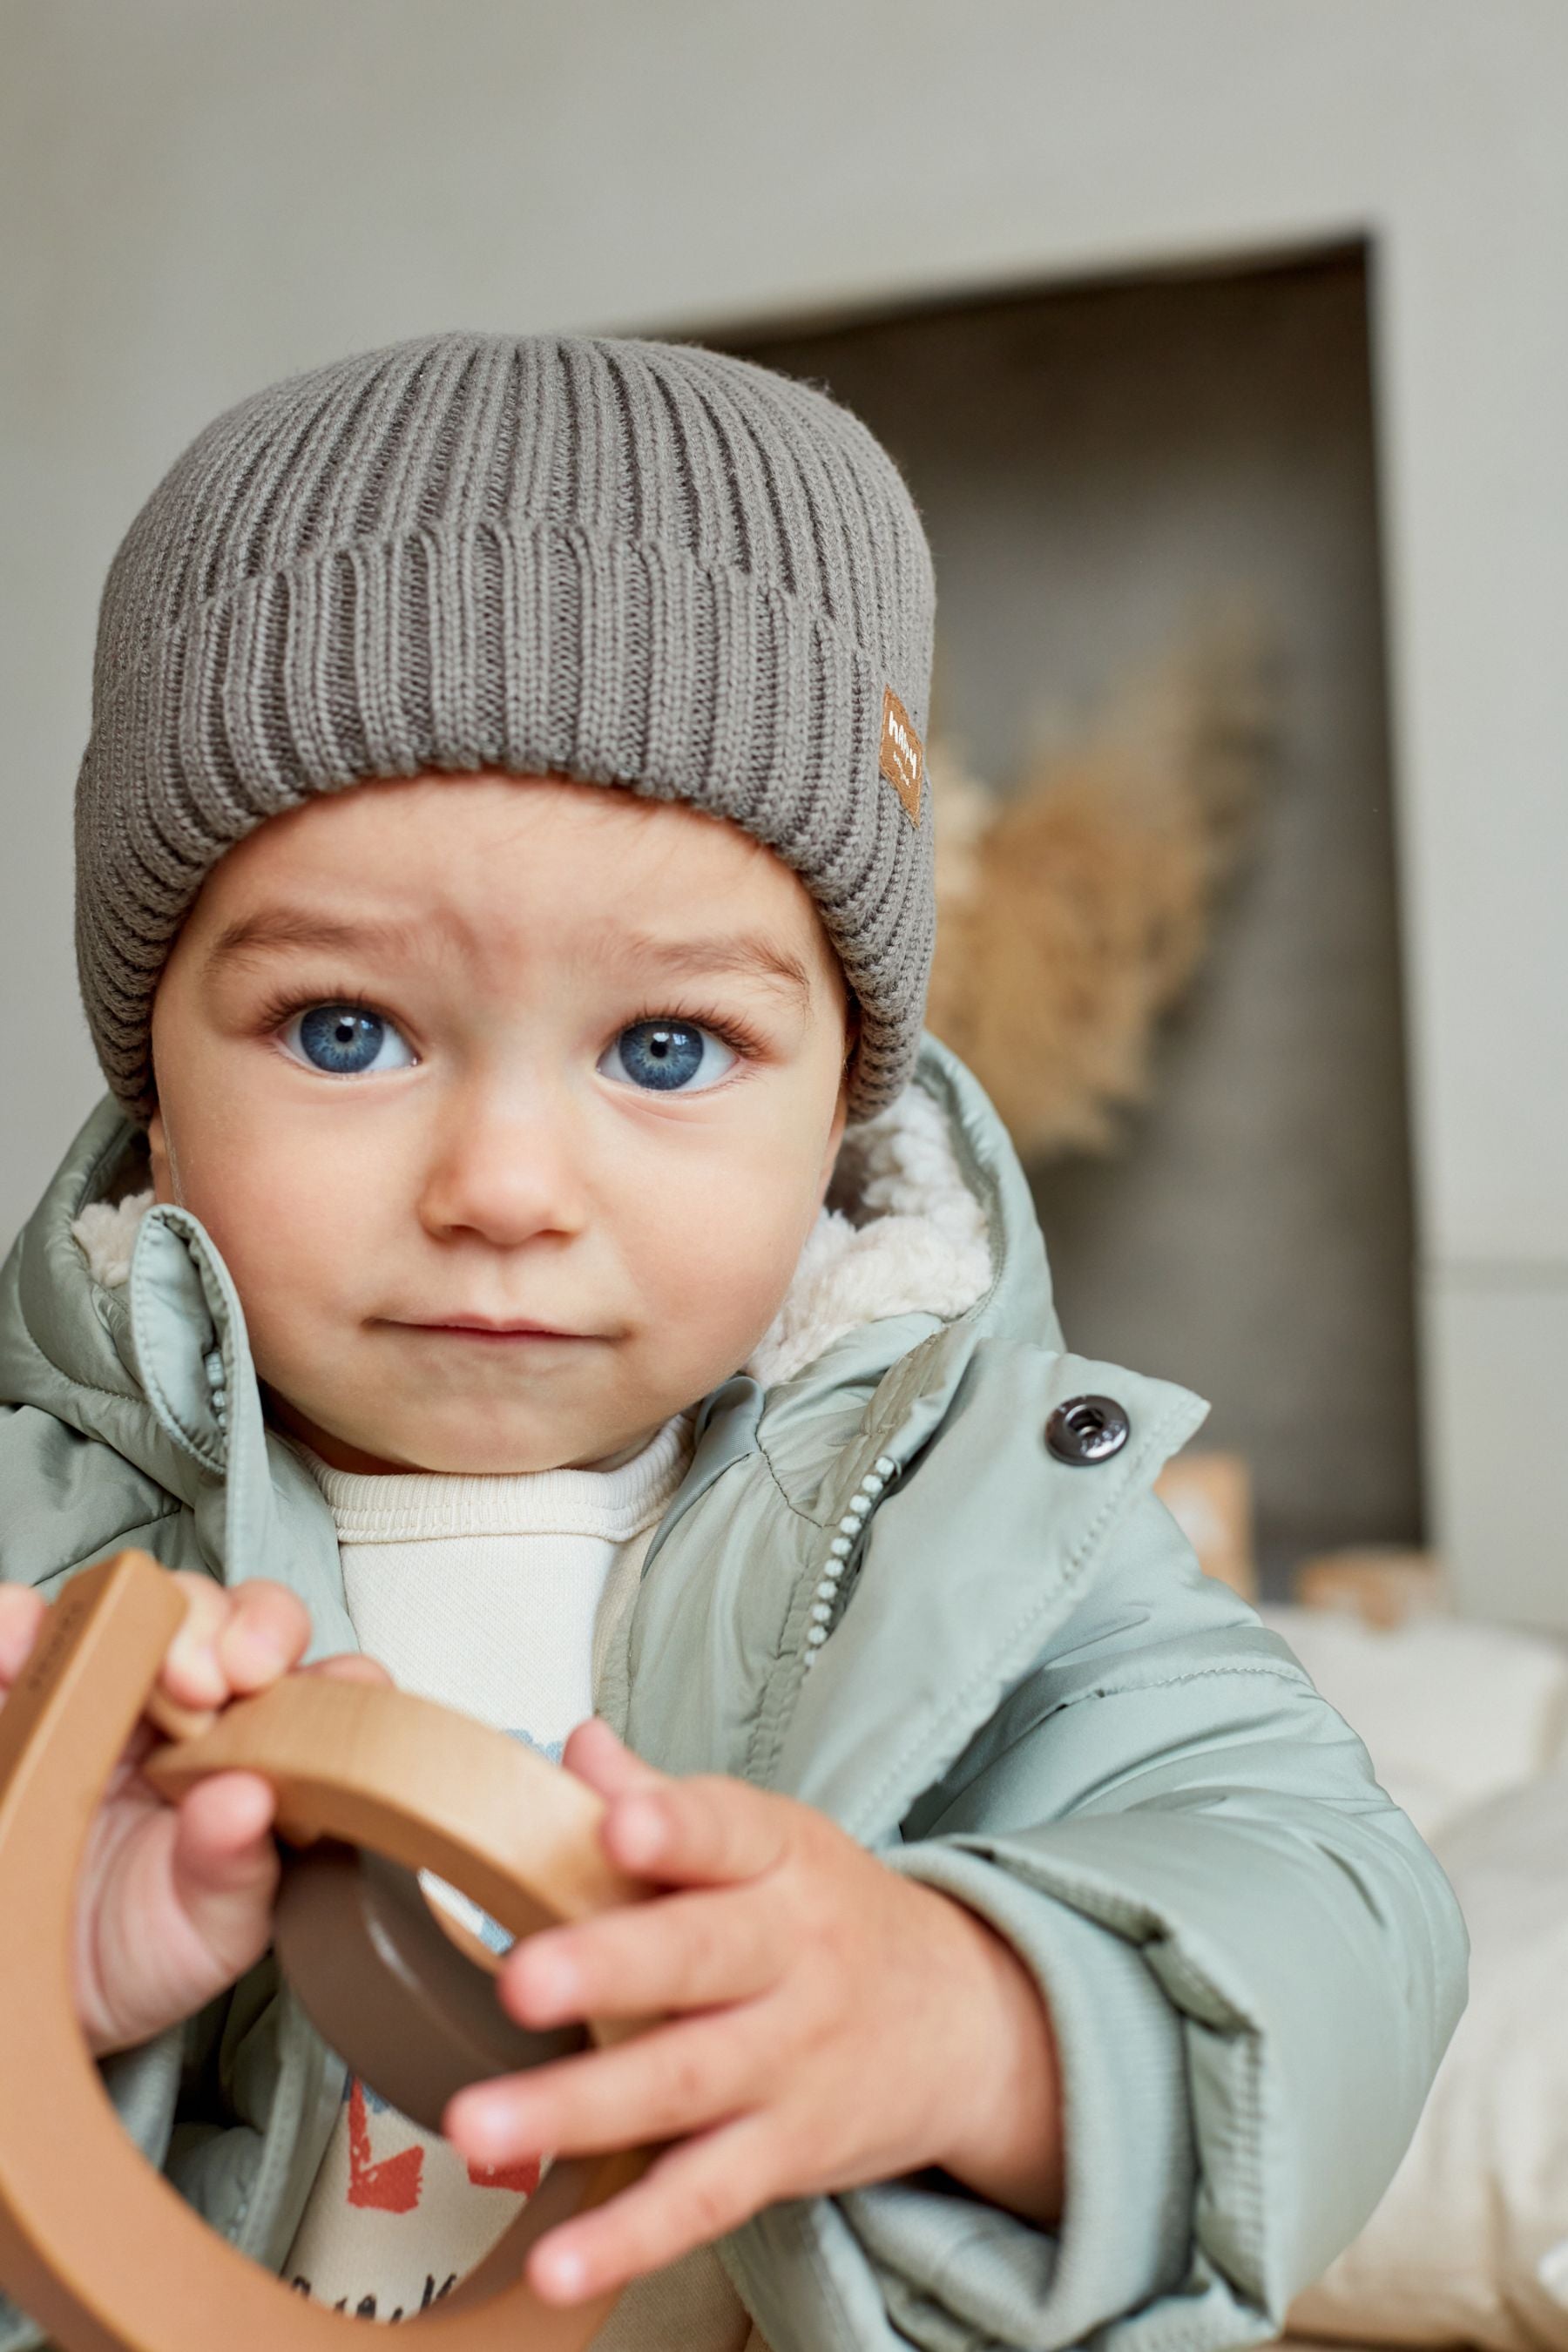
[
  {"xmin": 616, "ymin": 1001, "xmax": 769, "ymax": 1066},
  {"xmin": 258, "ymin": 983, "xmax": 404, "ymax": 1050},
  {"xmin": 256, "ymin": 986, "xmax": 769, "ymax": 1070}
]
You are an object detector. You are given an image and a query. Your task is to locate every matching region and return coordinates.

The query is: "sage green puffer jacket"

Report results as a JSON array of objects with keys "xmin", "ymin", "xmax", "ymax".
[{"xmin": 0, "ymin": 1034, "xmax": 1465, "ymax": 2352}]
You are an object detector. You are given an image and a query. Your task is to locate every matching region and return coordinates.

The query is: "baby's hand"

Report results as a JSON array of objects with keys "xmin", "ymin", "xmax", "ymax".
[
  {"xmin": 444, "ymin": 1720, "xmax": 1064, "ymax": 2305},
  {"xmin": 0, "ymin": 1572, "xmax": 389, "ymax": 2058}
]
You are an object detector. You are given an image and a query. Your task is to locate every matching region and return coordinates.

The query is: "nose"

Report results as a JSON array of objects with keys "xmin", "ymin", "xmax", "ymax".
[{"xmin": 416, "ymin": 1081, "xmax": 589, "ymax": 1249}]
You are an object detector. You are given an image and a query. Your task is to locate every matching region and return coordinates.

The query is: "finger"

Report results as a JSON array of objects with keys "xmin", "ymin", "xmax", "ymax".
[
  {"xmin": 501, "ymin": 1884, "xmax": 781, "ymax": 2029},
  {"xmin": 162, "ymin": 1577, "xmax": 314, "ymax": 1707},
  {"xmin": 299, "ymin": 1651, "xmax": 394, "ymax": 1686},
  {"xmin": 167, "ymin": 1772, "xmax": 282, "ymax": 1976},
  {"xmin": 0, "ymin": 1585, "xmax": 47, "ymax": 1685},
  {"xmin": 560, "ymin": 1717, "xmax": 665, "ymax": 1799},
  {"xmin": 161, "ymin": 1574, "xmax": 235, "ymax": 1706},
  {"xmin": 215, "ymin": 1580, "xmax": 313, "ymax": 1693},
  {"xmin": 171, "ymin": 1770, "xmax": 280, "ymax": 1879},
  {"xmin": 527, "ymin": 2117, "xmax": 781, "ymax": 2306},
  {"xmin": 444, "ymin": 2005, "xmax": 764, "ymax": 2166},
  {"xmin": 601, "ymin": 1774, "xmax": 788, "ymax": 1888}
]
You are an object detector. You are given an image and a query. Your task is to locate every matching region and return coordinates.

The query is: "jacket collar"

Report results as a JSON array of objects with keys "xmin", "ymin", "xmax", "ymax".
[
  {"xmin": 0, "ymin": 1096, "xmax": 353, "ymax": 1647},
  {"xmin": 616, "ymin": 1039, "xmax": 1207, "ymax": 1828},
  {"xmin": 648, "ymin": 1031, "xmax": 1064, "ymax": 1557}
]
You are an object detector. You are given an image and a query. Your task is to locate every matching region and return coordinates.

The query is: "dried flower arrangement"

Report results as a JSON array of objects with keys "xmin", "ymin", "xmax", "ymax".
[{"xmin": 924, "ymin": 618, "xmax": 1278, "ymax": 1161}]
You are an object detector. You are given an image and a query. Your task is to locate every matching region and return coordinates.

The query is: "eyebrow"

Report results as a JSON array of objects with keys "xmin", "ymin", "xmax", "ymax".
[
  {"xmin": 203, "ymin": 911, "xmax": 426, "ymax": 973},
  {"xmin": 592, "ymin": 927, "xmax": 815, "ymax": 1010},
  {"xmin": 203, "ymin": 909, "xmax": 816, "ymax": 1010}
]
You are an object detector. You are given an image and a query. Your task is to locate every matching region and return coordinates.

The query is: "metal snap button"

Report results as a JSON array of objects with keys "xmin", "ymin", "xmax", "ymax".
[{"xmin": 1044, "ymin": 1395, "xmax": 1131, "ymax": 1464}]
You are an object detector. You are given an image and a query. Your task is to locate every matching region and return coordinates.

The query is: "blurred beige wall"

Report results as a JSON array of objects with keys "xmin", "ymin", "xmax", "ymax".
[{"xmin": 3, "ymin": 0, "xmax": 1565, "ymax": 1615}]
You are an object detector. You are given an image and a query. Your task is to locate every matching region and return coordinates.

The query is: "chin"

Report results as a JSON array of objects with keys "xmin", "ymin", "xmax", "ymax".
[
  {"xmin": 270, "ymin": 1400, "xmax": 519, "ymax": 1477},
  {"xmin": 367, "ymin": 1417, "xmax": 599, "ymax": 1477}
]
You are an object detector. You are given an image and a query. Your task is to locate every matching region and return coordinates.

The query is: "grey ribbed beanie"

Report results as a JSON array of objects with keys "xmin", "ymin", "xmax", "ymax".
[{"xmin": 75, "ymin": 331, "xmax": 936, "ymax": 1122}]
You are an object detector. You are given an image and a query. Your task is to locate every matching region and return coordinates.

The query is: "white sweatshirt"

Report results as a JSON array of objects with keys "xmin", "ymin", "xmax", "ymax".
[{"xmin": 279, "ymin": 1413, "xmax": 756, "ymax": 2347}]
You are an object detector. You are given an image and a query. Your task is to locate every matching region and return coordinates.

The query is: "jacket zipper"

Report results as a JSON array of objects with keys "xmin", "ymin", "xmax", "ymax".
[{"xmin": 802, "ymin": 1452, "xmax": 898, "ymax": 1672}]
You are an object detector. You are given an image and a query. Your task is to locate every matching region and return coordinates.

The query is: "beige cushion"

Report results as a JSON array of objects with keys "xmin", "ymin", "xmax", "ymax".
[
  {"xmin": 1257, "ymin": 1605, "xmax": 1568, "ymax": 1844},
  {"xmin": 1254, "ymin": 1605, "xmax": 1568, "ymax": 2349},
  {"xmin": 1289, "ymin": 1764, "xmax": 1568, "ymax": 2349}
]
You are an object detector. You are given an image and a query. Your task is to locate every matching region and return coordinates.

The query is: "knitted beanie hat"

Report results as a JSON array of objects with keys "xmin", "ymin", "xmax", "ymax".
[{"xmin": 75, "ymin": 331, "xmax": 936, "ymax": 1123}]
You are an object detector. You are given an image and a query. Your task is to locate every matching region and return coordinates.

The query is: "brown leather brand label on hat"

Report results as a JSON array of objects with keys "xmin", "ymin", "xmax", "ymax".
[{"xmin": 879, "ymin": 686, "xmax": 924, "ymax": 825}]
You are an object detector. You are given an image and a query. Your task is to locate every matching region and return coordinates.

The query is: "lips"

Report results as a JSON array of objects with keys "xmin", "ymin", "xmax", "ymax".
[{"xmin": 389, "ymin": 1316, "xmax": 593, "ymax": 1339}]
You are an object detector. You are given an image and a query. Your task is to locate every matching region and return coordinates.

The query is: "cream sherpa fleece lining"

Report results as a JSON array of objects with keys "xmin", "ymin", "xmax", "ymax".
[{"xmin": 70, "ymin": 1083, "xmax": 993, "ymax": 1393}]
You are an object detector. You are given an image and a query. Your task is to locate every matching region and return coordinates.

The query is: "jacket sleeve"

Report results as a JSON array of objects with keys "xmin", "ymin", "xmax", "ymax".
[{"xmin": 835, "ymin": 1492, "xmax": 1469, "ymax": 2352}]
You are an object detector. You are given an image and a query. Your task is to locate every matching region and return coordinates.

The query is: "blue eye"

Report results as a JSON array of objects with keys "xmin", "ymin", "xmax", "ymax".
[
  {"xmin": 282, "ymin": 1004, "xmax": 416, "ymax": 1077},
  {"xmin": 599, "ymin": 1018, "xmax": 737, "ymax": 1093}
]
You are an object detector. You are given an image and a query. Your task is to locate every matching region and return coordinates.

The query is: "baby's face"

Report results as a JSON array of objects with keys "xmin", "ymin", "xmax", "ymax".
[{"xmin": 146, "ymin": 774, "xmax": 855, "ymax": 1474}]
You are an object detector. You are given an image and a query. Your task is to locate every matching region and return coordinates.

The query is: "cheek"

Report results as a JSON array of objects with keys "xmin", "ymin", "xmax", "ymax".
[
  {"xmin": 618, "ymin": 1135, "xmax": 821, "ymax": 1348},
  {"xmin": 171, "ymin": 1109, "xmax": 382, "ymax": 1352}
]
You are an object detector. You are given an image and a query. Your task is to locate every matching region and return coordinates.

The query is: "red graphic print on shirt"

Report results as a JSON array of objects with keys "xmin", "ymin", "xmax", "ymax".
[
  {"xmin": 342, "ymin": 2074, "xmax": 542, "ymax": 2210},
  {"xmin": 345, "ymin": 2078, "xmax": 424, "ymax": 2212}
]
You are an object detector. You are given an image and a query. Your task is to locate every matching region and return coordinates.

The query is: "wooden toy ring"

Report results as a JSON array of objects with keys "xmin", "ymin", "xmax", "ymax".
[
  {"xmin": 0, "ymin": 1550, "xmax": 658, "ymax": 2351},
  {"xmin": 267, "ymin": 1838, "xmax": 591, "ymax": 2133}
]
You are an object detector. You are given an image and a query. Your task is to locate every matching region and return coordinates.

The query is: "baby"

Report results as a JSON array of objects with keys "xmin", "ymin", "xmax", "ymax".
[{"xmin": 0, "ymin": 333, "xmax": 1464, "ymax": 2351}]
